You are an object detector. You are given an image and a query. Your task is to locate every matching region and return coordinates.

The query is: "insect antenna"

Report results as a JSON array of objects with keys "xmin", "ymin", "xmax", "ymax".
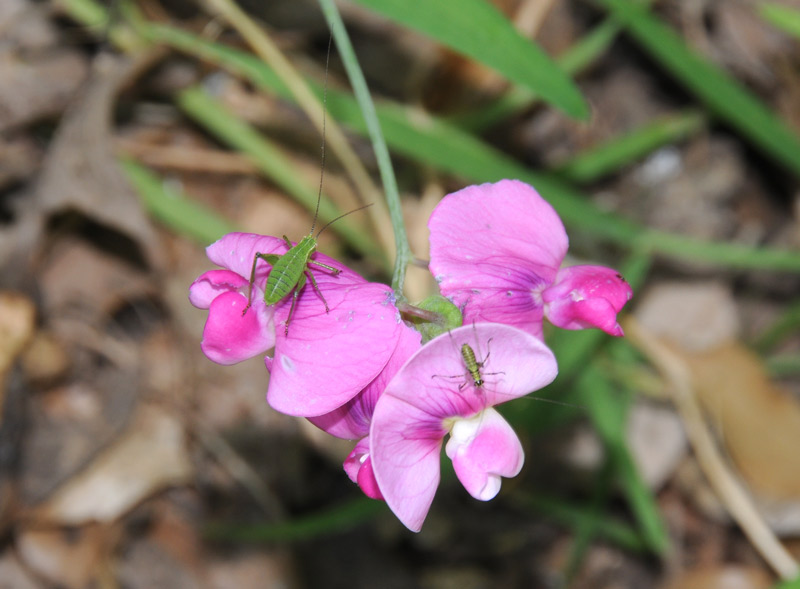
[
  {"xmin": 311, "ymin": 34, "xmax": 333, "ymax": 236},
  {"xmin": 522, "ymin": 395, "xmax": 584, "ymax": 410},
  {"xmin": 316, "ymin": 203, "xmax": 374, "ymax": 238}
]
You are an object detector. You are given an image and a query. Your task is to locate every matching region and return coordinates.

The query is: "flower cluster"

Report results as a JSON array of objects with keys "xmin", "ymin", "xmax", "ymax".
[{"xmin": 190, "ymin": 179, "xmax": 632, "ymax": 531}]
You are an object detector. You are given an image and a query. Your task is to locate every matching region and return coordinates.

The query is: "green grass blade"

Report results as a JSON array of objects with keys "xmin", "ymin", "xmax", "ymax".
[
  {"xmin": 556, "ymin": 110, "xmax": 706, "ymax": 183},
  {"xmin": 451, "ymin": 18, "xmax": 621, "ymax": 131},
  {"xmin": 761, "ymin": 4, "xmax": 800, "ymax": 38},
  {"xmin": 204, "ymin": 496, "xmax": 384, "ymax": 542},
  {"xmin": 120, "ymin": 158, "xmax": 237, "ymax": 244},
  {"xmin": 516, "ymin": 492, "xmax": 649, "ymax": 553},
  {"xmin": 595, "ymin": 0, "xmax": 800, "ymax": 177},
  {"xmin": 753, "ymin": 299, "xmax": 800, "ymax": 354},
  {"xmin": 349, "ymin": 0, "xmax": 588, "ymax": 120},
  {"xmin": 773, "ymin": 574, "xmax": 800, "ymax": 589},
  {"xmin": 175, "ymin": 86, "xmax": 382, "ymax": 263},
  {"xmin": 578, "ymin": 365, "xmax": 669, "ymax": 554},
  {"xmin": 145, "ymin": 24, "xmax": 800, "ymax": 273}
]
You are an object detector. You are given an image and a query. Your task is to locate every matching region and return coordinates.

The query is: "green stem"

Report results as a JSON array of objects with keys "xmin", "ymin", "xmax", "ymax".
[{"xmin": 317, "ymin": 0, "xmax": 412, "ymax": 299}]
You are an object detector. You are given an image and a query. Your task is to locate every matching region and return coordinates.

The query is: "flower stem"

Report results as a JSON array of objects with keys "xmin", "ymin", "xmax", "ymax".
[{"xmin": 317, "ymin": 0, "xmax": 413, "ymax": 300}]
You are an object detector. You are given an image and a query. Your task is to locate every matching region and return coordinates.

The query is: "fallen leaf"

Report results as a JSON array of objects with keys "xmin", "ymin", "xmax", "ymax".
[
  {"xmin": 30, "ymin": 405, "xmax": 193, "ymax": 525},
  {"xmin": 0, "ymin": 291, "xmax": 36, "ymax": 418},
  {"xmin": 686, "ymin": 342, "xmax": 800, "ymax": 501},
  {"xmin": 661, "ymin": 565, "xmax": 772, "ymax": 589},
  {"xmin": 16, "ymin": 524, "xmax": 117, "ymax": 589}
]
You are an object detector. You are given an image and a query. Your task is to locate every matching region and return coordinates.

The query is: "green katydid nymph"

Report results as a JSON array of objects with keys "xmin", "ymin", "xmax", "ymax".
[{"xmin": 240, "ymin": 202, "xmax": 369, "ymax": 336}]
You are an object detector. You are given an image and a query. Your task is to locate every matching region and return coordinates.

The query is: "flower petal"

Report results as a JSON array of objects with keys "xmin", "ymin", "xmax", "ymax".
[
  {"xmin": 267, "ymin": 282, "xmax": 402, "ymax": 416},
  {"xmin": 428, "ymin": 180, "xmax": 568, "ymax": 337},
  {"xmin": 382, "ymin": 323, "xmax": 558, "ymax": 416},
  {"xmin": 189, "ymin": 269, "xmax": 249, "ymax": 309},
  {"xmin": 371, "ymin": 323, "xmax": 558, "ymax": 532},
  {"xmin": 370, "ymin": 395, "xmax": 445, "ymax": 532},
  {"xmin": 343, "ymin": 437, "xmax": 383, "ymax": 500},
  {"xmin": 201, "ymin": 291, "xmax": 274, "ymax": 365},
  {"xmin": 542, "ymin": 265, "xmax": 633, "ymax": 336},
  {"xmin": 206, "ymin": 233, "xmax": 287, "ymax": 282},
  {"xmin": 445, "ymin": 408, "xmax": 524, "ymax": 501},
  {"xmin": 308, "ymin": 323, "xmax": 422, "ymax": 439},
  {"xmin": 206, "ymin": 232, "xmax": 364, "ymax": 286}
]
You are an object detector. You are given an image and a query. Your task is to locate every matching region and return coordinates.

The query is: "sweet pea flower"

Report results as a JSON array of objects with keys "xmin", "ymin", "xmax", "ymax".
[
  {"xmin": 308, "ymin": 323, "xmax": 423, "ymax": 499},
  {"xmin": 189, "ymin": 232, "xmax": 402, "ymax": 417},
  {"xmin": 369, "ymin": 323, "xmax": 558, "ymax": 532},
  {"xmin": 428, "ymin": 179, "xmax": 632, "ymax": 340}
]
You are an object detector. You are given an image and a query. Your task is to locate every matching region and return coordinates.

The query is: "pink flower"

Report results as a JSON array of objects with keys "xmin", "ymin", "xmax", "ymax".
[
  {"xmin": 428, "ymin": 180, "xmax": 632, "ymax": 339},
  {"xmin": 309, "ymin": 322, "xmax": 423, "ymax": 499},
  {"xmin": 189, "ymin": 232, "xmax": 402, "ymax": 417},
  {"xmin": 369, "ymin": 323, "xmax": 558, "ymax": 532}
]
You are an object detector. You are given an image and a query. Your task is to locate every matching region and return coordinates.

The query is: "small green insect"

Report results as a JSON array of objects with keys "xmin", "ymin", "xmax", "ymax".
[
  {"xmin": 241, "ymin": 38, "xmax": 372, "ymax": 336},
  {"xmin": 241, "ymin": 224, "xmax": 342, "ymax": 335},
  {"xmin": 460, "ymin": 343, "xmax": 485, "ymax": 388},
  {"xmin": 433, "ymin": 335, "xmax": 503, "ymax": 391}
]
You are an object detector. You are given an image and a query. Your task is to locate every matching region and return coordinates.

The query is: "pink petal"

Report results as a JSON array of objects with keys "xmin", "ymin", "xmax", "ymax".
[
  {"xmin": 445, "ymin": 408, "xmax": 524, "ymax": 501},
  {"xmin": 542, "ymin": 265, "xmax": 633, "ymax": 336},
  {"xmin": 189, "ymin": 269, "xmax": 249, "ymax": 309},
  {"xmin": 370, "ymin": 323, "xmax": 558, "ymax": 532},
  {"xmin": 343, "ymin": 438, "xmax": 383, "ymax": 500},
  {"xmin": 369, "ymin": 395, "xmax": 445, "ymax": 532},
  {"xmin": 428, "ymin": 180, "xmax": 568, "ymax": 337},
  {"xmin": 201, "ymin": 291, "xmax": 275, "ymax": 365},
  {"xmin": 206, "ymin": 232, "xmax": 364, "ymax": 286},
  {"xmin": 382, "ymin": 323, "xmax": 558, "ymax": 417},
  {"xmin": 206, "ymin": 233, "xmax": 287, "ymax": 283},
  {"xmin": 266, "ymin": 282, "xmax": 402, "ymax": 416},
  {"xmin": 308, "ymin": 323, "xmax": 422, "ymax": 439}
]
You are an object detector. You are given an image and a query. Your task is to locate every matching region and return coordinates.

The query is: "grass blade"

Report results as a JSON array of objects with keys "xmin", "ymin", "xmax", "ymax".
[
  {"xmin": 577, "ymin": 365, "xmax": 669, "ymax": 554},
  {"xmin": 144, "ymin": 24, "xmax": 800, "ymax": 273},
  {"xmin": 556, "ymin": 110, "xmax": 706, "ymax": 183},
  {"xmin": 120, "ymin": 158, "xmax": 237, "ymax": 244},
  {"xmin": 176, "ymin": 86, "xmax": 383, "ymax": 263},
  {"xmin": 595, "ymin": 0, "xmax": 800, "ymax": 177},
  {"xmin": 349, "ymin": 0, "xmax": 589, "ymax": 119},
  {"xmin": 204, "ymin": 496, "xmax": 384, "ymax": 543},
  {"xmin": 761, "ymin": 4, "xmax": 800, "ymax": 38}
]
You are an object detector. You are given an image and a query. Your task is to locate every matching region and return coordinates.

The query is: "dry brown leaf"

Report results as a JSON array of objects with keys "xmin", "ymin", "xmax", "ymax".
[
  {"xmin": 685, "ymin": 342, "xmax": 800, "ymax": 500},
  {"xmin": 19, "ymin": 330, "xmax": 70, "ymax": 386},
  {"xmin": 0, "ymin": 549, "xmax": 42, "ymax": 589},
  {"xmin": 661, "ymin": 565, "xmax": 772, "ymax": 589},
  {"xmin": 208, "ymin": 551, "xmax": 298, "ymax": 589},
  {"xmin": 30, "ymin": 405, "xmax": 192, "ymax": 525},
  {"xmin": 38, "ymin": 237, "xmax": 155, "ymax": 330},
  {"xmin": 0, "ymin": 291, "xmax": 36, "ymax": 379},
  {"xmin": 7, "ymin": 52, "xmax": 164, "ymax": 274},
  {"xmin": 16, "ymin": 524, "xmax": 117, "ymax": 589},
  {"xmin": 0, "ymin": 291, "xmax": 36, "ymax": 419},
  {"xmin": 0, "ymin": 52, "xmax": 88, "ymax": 133}
]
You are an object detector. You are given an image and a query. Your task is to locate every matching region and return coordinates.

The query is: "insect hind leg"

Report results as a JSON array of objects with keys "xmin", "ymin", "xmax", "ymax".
[
  {"xmin": 242, "ymin": 252, "xmax": 280, "ymax": 316},
  {"xmin": 283, "ymin": 272, "xmax": 307, "ymax": 336},
  {"xmin": 305, "ymin": 268, "xmax": 332, "ymax": 312}
]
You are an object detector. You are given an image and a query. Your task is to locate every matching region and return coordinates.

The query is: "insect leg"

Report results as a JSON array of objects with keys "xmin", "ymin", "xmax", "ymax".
[
  {"xmin": 242, "ymin": 252, "xmax": 280, "ymax": 315},
  {"xmin": 308, "ymin": 259, "xmax": 341, "ymax": 276},
  {"xmin": 305, "ymin": 268, "xmax": 332, "ymax": 312},
  {"xmin": 283, "ymin": 272, "xmax": 307, "ymax": 335}
]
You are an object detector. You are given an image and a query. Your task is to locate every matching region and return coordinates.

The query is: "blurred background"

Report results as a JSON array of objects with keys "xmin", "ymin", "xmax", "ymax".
[{"xmin": 1, "ymin": 0, "xmax": 799, "ymax": 587}]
